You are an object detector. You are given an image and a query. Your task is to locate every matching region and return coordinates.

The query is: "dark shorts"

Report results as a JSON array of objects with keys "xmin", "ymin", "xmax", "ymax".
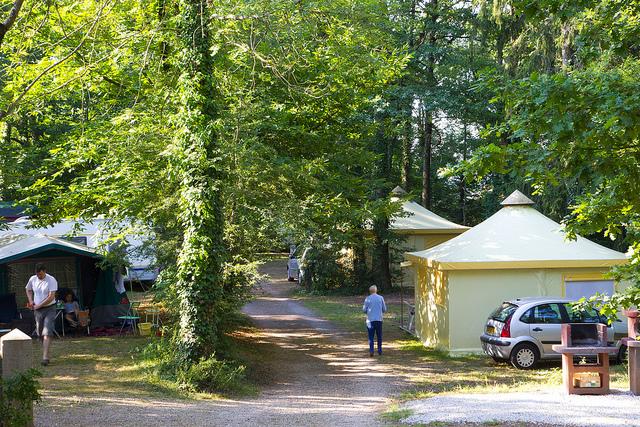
[{"xmin": 35, "ymin": 305, "xmax": 56, "ymax": 337}]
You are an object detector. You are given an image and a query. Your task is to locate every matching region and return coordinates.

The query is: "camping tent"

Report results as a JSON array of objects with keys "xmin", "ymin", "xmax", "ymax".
[
  {"xmin": 405, "ymin": 190, "xmax": 628, "ymax": 354},
  {"xmin": 3, "ymin": 218, "xmax": 158, "ymax": 282},
  {"xmin": 389, "ymin": 186, "xmax": 468, "ymax": 286},
  {"xmin": 0, "ymin": 234, "xmax": 129, "ymax": 327}
]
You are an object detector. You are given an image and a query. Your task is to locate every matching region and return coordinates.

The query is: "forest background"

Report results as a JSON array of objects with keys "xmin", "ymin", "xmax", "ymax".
[{"xmin": 1, "ymin": 0, "xmax": 639, "ymax": 388}]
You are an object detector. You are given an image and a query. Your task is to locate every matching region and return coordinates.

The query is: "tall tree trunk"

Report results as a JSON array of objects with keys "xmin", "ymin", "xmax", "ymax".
[
  {"xmin": 158, "ymin": 0, "xmax": 170, "ymax": 71},
  {"xmin": 420, "ymin": 0, "xmax": 437, "ymax": 209},
  {"xmin": 561, "ymin": 21, "xmax": 574, "ymax": 69},
  {"xmin": 420, "ymin": 108, "xmax": 433, "ymax": 209},
  {"xmin": 372, "ymin": 123, "xmax": 393, "ymax": 292},
  {"xmin": 459, "ymin": 124, "xmax": 467, "ymax": 224},
  {"xmin": 496, "ymin": 30, "xmax": 504, "ymax": 68},
  {"xmin": 175, "ymin": 0, "xmax": 226, "ymax": 363},
  {"xmin": 401, "ymin": 118, "xmax": 412, "ymax": 191},
  {"xmin": 353, "ymin": 233, "xmax": 369, "ymax": 291},
  {"xmin": 400, "ymin": 0, "xmax": 417, "ymax": 192},
  {"xmin": 374, "ymin": 218, "xmax": 392, "ymax": 292},
  {"xmin": 0, "ymin": 122, "xmax": 10, "ymax": 198}
]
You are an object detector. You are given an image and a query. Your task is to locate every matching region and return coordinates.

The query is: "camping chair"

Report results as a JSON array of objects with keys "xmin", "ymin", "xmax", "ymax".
[
  {"xmin": 77, "ymin": 310, "xmax": 91, "ymax": 335},
  {"xmin": 144, "ymin": 306, "xmax": 162, "ymax": 331},
  {"xmin": 0, "ymin": 294, "xmax": 32, "ymax": 335},
  {"xmin": 118, "ymin": 301, "xmax": 141, "ymax": 335}
]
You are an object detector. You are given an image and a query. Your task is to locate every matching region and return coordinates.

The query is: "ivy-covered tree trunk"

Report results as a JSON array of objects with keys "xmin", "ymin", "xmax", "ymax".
[{"xmin": 175, "ymin": 0, "xmax": 226, "ymax": 362}]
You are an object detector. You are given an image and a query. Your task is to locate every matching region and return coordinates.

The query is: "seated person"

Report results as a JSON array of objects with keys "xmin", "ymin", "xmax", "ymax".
[{"xmin": 64, "ymin": 292, "xmax": 80, "ymax": 328}]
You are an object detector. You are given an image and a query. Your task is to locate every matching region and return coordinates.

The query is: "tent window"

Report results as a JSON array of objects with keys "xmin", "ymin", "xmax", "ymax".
[
  {"xmin": 7, "ymin": 258, "xmax": 78, "ymax": 307},
  {"xmin": 565, "ymin": 280, "xmax": 614, "ymax": 301}
]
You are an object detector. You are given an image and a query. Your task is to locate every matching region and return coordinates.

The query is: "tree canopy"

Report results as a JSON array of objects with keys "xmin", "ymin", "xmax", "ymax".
[{"xmin": 2, "ymin": 0, "xmax": 640, "ymax": 386}]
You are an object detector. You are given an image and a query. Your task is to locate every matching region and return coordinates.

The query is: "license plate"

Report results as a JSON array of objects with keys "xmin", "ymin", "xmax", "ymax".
[{"xmin": 486, "ymin": 325, "xmax": 495, "ymax": 335}]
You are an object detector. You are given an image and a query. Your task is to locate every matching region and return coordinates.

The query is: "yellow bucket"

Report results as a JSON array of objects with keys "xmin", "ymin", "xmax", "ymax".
[{"xmin": 138, "ymin": 322, "xmax": 153, "ymax": 336}]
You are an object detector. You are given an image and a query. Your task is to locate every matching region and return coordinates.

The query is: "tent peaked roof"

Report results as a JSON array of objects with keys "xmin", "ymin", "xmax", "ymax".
[
  {"xmin": 391, "ymin": 201, "xmax": 469, "ymax": 234},
  {"xmin": 390, "ymin": 186, "xmax": 408, "ymax": 196},
  {"xmin": 0, "ymin": 233, "xmax": 100, "ymax": 264},
  {"xmin": 501, "ymin": 190, "xmax": 535, "ymax": 206},
  {"xmin": 408, "ymin": 203, "xmax": 628, "ymax": 270}
]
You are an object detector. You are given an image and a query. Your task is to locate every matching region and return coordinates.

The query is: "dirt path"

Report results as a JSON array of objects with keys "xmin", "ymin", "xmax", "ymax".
[{"xmin": 35, "ymin": 260, "xmax": 419, "ymax": 426}]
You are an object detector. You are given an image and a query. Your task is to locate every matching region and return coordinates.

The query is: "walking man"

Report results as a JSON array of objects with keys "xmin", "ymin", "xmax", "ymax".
[
  {"xmin": 26, "ymin": 263, "xmax": 58, "ymax": 366},
  {"xmin": 362, "ymin": 285, "xmax": 386, "ymax": 356}
]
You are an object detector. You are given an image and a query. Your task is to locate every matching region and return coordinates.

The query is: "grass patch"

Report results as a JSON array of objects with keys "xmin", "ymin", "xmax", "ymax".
[
  {"xmin": 299, "ymin": 293, "xmax": 630, "ymax": 402},
  {"xmin": 297, "ymin": 294, "xmax": 402, "ymax": 334},
  {"xmin": 297, "ymin": 296, "xmax": 364, "ymax": 331},
  {"xmin": 34, "ymin": 336, "xmax": 184, "ymax": 403},
  {"xmin": 398, "ymin": 335, "xmax": 629, "ymax": 398},
  {"xmin": 396, "ymin": 339, "xmax": 464, "ymax": 361},
  {"xmin": 35, "ymin": 328, "xmax": 263, "ymax": 405},
  {"xmin": 381, "ymin": 403, "xmax": 413, "ymax": 422}
]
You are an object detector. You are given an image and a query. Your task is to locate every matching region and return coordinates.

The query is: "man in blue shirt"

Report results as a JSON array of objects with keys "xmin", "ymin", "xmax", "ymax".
[{"xmin": 362, "ymin": 285, "xmax": 387, "ymax": 356}]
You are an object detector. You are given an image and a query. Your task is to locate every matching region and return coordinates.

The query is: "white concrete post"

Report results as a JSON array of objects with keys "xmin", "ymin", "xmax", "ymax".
[{"xmin": 1, "ymin": 329, "xmax": 33, "ymax": 379}]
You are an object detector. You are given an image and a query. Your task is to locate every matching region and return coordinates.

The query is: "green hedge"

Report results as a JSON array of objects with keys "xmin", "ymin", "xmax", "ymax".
[{"xmin": 0, "ymin": 369, "xmax": 41, "ymax": 427}]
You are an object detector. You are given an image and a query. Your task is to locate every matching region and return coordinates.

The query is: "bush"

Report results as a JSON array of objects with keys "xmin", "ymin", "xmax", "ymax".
[
  {"xmin": 142, "ymin": 258, "xmax": 258, "ymax": 393},
  {"xmin": 178, "ymin": 356, "xmax": 246, "ymax": 393},
  {"xmin": 300, "ymin": 246, "xmax": 353, "ymax": 293},
  {"xmin": 140, "ymin": 336, "xmax": 248, "ymax": 394},
  {"xmin": 0, "ymin": 369, "xmax": 41, "ymax": 427}
]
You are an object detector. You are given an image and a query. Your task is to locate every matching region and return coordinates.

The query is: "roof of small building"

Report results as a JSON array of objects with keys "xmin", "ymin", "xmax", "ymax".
[
  {"xmin": 391, "ymin": 201, "xmax": 469, "ymax": 234},
  {"xmin": 0, "ymin": 234, "xmax": 100, "ymax": 264},
  {"xmin": 407, "ymin": 190, "xmax": 628, "ymax": 270}
]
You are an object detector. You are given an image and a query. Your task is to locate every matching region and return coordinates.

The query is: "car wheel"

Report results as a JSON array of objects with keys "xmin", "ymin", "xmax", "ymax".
[
  {"xmin": 510, "ymin": 343, "xmax": 539, "ymax": 369},
  {"xmin": 491, "ymin": 356, "xmax": 508, "ymax": 363}
]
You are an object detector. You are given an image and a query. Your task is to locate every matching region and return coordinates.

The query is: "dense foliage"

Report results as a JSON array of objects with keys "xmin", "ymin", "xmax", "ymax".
[
  {"xmin": 2, "ymin": 0, "xmax": 640, "ymax": 387},
  {"xmin": 0, "ymin": 369, "xmax": 41, "ymax": 427}
]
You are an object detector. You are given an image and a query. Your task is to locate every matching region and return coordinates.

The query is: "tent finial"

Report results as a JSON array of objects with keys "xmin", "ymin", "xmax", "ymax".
[
  {"xmin": 390, "ymin": 186, "xmax": 408, "ymax": 197},
  {"xmin": 501, "ymin": 190, "xmax": 535, "ymax": 206}
]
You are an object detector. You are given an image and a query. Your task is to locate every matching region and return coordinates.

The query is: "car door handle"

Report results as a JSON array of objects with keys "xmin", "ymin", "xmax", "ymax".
[{"xmin": 532, "ymin": 327, "xmax": 543, "ymax": 332}]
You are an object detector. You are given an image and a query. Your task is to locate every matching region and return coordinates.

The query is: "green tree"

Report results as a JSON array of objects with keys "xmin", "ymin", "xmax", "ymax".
[
  {"xmin": 173, "ymin": 0, "xmax": 226, "ymax": 362},
  {"xmin": 456, "ymin": 1, "xmax": 640, "ymax": 315}
]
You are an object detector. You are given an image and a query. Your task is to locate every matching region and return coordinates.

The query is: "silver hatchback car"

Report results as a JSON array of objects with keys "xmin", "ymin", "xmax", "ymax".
[{"xmin": 480, "ymin": 297, "xmax": 627, "ymax": 369}]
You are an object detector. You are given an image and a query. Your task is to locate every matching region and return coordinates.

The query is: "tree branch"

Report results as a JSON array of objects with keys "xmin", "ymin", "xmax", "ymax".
[
  {"xmin": 0, "ymin": 0, "xmax": 25, "ymax": 47},
  {"xmin": 0, "ymin": 0, "xmax": 110, "ymax": 120}
]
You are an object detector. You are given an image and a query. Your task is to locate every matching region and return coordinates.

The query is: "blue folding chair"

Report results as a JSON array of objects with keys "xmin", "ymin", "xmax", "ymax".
[{"xmin": 118, "ymin": 301, "xmax": 141, "ymax": 335}]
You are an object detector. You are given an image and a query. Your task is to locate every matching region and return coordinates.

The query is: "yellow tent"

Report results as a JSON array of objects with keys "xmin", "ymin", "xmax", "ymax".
[
  {"xmin": 406, "ymin": 190, "xmax": 628, "ymax": 354},
  {"xmin": 389, "ymin": 186, "xmax": 468, "ymax": 286}
]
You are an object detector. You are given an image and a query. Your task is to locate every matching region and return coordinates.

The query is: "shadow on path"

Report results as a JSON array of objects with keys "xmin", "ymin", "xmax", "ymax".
[{"xmin": 36, "ymin": 259, "xmax": 420, "ymax": 426}]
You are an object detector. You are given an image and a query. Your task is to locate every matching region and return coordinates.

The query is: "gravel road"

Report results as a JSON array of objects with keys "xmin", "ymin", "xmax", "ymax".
[
  {"xmin": 35, "ymin": 261, "xmax": 408, "ymax": 426},
  {"xmin": 401, "ymin": 389, "xmax": 640, "ymax": 426}
]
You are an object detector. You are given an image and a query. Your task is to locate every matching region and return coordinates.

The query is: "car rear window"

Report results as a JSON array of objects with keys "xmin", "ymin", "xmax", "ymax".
[{"xmin": 490, "ymin": 303, "xmax": 518, "ymax": 322}]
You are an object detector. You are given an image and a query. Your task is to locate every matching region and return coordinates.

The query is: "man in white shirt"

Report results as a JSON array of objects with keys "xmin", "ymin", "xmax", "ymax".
[{"xmin": 25, "ymin": 263, "xmax": 58, "ymax": 366}]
